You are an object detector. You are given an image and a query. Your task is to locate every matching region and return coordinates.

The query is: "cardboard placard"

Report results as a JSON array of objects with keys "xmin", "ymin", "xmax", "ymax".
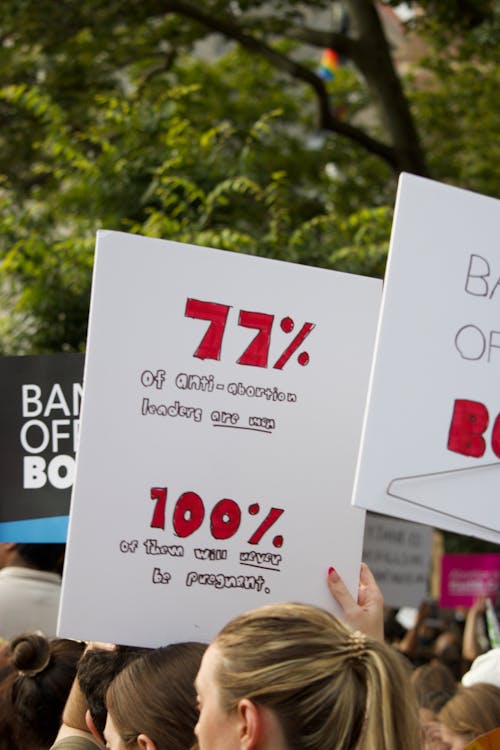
[
  {"xmin": 353, "ymin": 174, "xmax": 500, "ymax": 543},
  {"xmin": 0, "ymin": 353, "xmax": 84, "ymax": 541},
  {"xmin": 58, "ymin": 231, "xmax": 381, "ymax": 646}
]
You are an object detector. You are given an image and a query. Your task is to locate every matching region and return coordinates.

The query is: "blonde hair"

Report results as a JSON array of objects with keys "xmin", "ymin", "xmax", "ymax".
[
  {"xmin": 438, "ymin": 683, "xmax": 500, "ymax": 743},
  {"xmin": 213, "ymin": 603, "xmax": 420, "ymax": 750}
]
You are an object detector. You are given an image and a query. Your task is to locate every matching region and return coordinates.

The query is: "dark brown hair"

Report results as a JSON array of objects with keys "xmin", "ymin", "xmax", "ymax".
[
  {"xmin": 0, "ymin": 632, "xmax": 84, "ymax": 750},
  {"xmin": 411, "ymin": 661, "xmax": 457, "ymax": 711},
  {"xmin": 78, "ymin": 644, "xmax": 149, "ymax": 737}
]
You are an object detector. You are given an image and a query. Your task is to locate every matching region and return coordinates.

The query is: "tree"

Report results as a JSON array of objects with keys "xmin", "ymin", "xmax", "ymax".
[
  {"xmin": 0, "ymin": 75, "xmax": 391, "ymax": 352},
  {"xmin": 0, "ymin": 1, "xmax": 428, "ymax": 177},
  {"xmin": 407, "ymin": 2, "xmax": 500, "ymax": 199},
  {"xmin": 0, "ymin": 0, "xmax": 498, "ymax": 352}
]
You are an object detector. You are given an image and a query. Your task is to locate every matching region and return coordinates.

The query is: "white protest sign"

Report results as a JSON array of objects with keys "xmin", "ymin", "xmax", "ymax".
[
  {"xmin": 58, "ymin": 230, "xmax": 381, "ymax": 646},
  {"xmin": 353, "ymin": 174, "xmax": 500, "ymax": 542},
  {"xmin": 362, "ymin": 513, "xmax": 432, "ymax": 608}
]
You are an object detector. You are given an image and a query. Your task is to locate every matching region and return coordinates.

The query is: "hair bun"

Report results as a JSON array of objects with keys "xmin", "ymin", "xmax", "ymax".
[{"xmin": 9, "ymin": 633, "xmax": 51, "ymax": 677}]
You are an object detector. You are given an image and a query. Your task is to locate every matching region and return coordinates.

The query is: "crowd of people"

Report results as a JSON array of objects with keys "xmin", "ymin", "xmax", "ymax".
[{"xmin": 0, "ymin": 543, "xmax": 499, "ymax": 750}]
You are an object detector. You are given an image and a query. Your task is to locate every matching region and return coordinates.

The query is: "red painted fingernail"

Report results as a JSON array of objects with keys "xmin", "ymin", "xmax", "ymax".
[{"xmin": 328, "ymin": 566, "xmax": 340, "ymax": 582}]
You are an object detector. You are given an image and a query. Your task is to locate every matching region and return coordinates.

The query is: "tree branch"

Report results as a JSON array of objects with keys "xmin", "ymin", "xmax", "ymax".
[
  {"xmin": 284, "ymin": 26, "xmax": 359, "ymax": 57},
  {"xmin": 160, "ymin": 0, "xmax": 398, "ymax": 168},
  {"xmin": 137, "ymin": 48, "xmax": 177, "ymax": 94}
]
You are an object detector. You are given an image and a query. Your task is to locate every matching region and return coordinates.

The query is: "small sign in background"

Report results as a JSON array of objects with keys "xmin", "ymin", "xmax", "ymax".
[
  {"xmin": 363, "ymin": 512, "xmax": 432, "ymax": 608},
  {"xmin": 440, "ymin": 553, "xmax": 500, "ymax": 607}
]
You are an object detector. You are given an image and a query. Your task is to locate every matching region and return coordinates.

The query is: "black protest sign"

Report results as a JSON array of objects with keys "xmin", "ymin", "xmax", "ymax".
[{"xmin": 0, "ymin": 353, "xmax": 84, "ymax": 523}]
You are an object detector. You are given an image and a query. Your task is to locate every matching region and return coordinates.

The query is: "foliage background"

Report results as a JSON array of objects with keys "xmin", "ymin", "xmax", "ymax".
[{"xmin": 1, "ymin": 0, "xmax": 498, "ymax": 354}]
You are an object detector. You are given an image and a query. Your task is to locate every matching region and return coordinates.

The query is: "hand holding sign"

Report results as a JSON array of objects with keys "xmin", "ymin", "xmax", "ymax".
[{"xmin": 327, "ymin": 562, "xmax": 384, "ymax": 641}]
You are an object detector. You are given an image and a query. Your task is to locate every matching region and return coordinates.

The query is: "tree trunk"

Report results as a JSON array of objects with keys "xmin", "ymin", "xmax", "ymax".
[{"xmin": 345, "ymin": 0, "xmax": 429, "ymax": 175}]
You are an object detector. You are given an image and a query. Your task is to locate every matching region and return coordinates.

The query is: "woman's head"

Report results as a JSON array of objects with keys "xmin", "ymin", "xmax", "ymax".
[
  {"xmin": 412, "ymin": 661, "xmax": 457, "ymax": 712},
  {"xmin": 0, "ymin": 632, "xmax": 84, "ymax": 750},
  {"xmin": 411, "ymin": 662, "xmax": 457, "ymax": 750},
  {"xmin": 77, "ymin": 644, "xmax": 149, "ymax": 741},
  {"xmin": 438, "ymin": 682, "xmax": 500, "ymax": 750},
  {"xmin": 195, "ymin": 602, "xmax": 420, "ymax": 750},
  {"xmin": 105, "ymin": 641, "xmax": 206, "ymax": 750}
]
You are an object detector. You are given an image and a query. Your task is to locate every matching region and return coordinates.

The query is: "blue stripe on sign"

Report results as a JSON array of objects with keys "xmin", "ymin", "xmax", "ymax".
[{"xmin": 0, "ymin": 515, "xmax": 69, "ymax": 542}]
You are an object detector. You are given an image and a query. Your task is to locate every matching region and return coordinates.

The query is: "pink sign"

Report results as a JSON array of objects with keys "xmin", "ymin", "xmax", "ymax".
[{"xmin": 441, "ymin": 553, "xmax": 500, "ymax": 607}]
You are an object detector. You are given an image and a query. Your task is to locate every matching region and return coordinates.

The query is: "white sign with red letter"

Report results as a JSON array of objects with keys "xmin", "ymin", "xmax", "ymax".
[
  {"xmin": 58, "ymin": 230, "xmax": 381, "ymax": 646},
  {"xmin": 353, "ymin": 174, "xmax": 500, "ymax": 542}
]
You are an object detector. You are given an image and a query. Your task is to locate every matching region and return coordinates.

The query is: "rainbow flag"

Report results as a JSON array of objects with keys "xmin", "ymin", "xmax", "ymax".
[{"xmin": 318, "ymin": 48, "xmax": 340, "ymax": 81}]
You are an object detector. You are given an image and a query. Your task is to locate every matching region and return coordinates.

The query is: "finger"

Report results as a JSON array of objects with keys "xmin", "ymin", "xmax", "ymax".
[
  {"xmin": 327, "ymin": 566, "xmax": 358, "ymax": 616},
  {"xmin": 84, "ymin": 641, "xmax": 116, "ymax": 653},
  {"xmin": 359, "ymin": 562, "xmax": 377, "ymax": 587},
  {"xmin": 359, "ymin": 563, "xmax": 382, "ymax": 596},
  {"xmin": 358, "ymin": 562, "xmax": 383, "ymax": 603}
]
